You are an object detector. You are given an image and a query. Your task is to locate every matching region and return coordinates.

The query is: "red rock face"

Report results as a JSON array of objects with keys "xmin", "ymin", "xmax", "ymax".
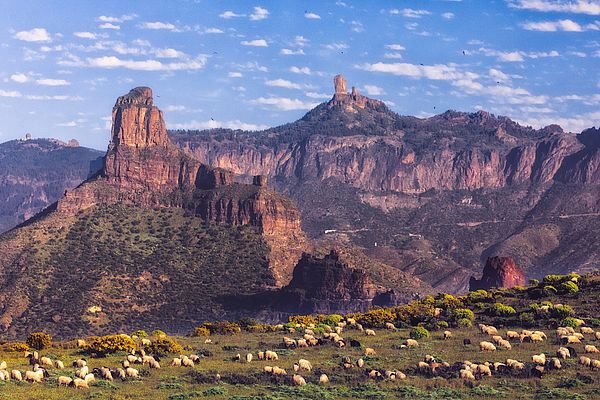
[{"xmin": 469, "ymin": 256, "xmax": 526, "ymax": 291}]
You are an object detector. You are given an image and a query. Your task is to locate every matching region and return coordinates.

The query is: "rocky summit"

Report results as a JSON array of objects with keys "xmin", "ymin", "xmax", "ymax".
[{"xmin": 469, "ymin": 256, "xmax": 526, "ymax": 291}]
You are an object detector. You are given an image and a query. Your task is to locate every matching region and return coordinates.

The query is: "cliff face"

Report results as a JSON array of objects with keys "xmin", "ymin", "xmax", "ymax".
[{"xmin": 470, "ymin": 256, "xmax": 526, "ymax": 291}]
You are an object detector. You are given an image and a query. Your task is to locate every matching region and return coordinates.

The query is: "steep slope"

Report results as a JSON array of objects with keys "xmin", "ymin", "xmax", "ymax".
[
  {"xmin": 0, "ymin": 138, "xmax": 102, "ymax": 233},
  {"xmin": 170, "ymin": 74, "xmax": 600, "ymax": 292}
]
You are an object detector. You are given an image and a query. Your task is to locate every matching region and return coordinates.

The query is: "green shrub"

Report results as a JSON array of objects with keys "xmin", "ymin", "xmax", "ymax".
[
  {"xmin": 394, "ymin": 301, "xmax": 435, "ymax": 325},
  {"xmin": 519, "ymin": 312, "xmax": 535, "ymax": 326},
  {"xmin": 194, "ymin": 327, "xmax": 210, "ymax": 337},
  {"xmin": 543, "ymin": 275, "xmax": 565, "ymax": 284},
  {"xmin": 148, "ymin": 336, "xmax": 183, "ymax": 354},
  {"xmin": 452, "ymin": 308, "xmax": 475, "ymax": 321},
  {"xmin": 489, "ymin": 302, "xmax": 516, "ymax": 317},
  {"xmin": 559, "ymin": 281, "xmax": 579, "ymax": 294},
  {"xmin": 26, "ymin": 332, "xmax": 52, "ymax": 350},
  {"xmin": 468, "ymin": 290, "xmax": 491, "ymax": 302},
  {"xmin": 436, "ymin": 321, "xmax": 449, "ymax": 329},
  {"xmin": 198, "ymin": 321, "xmax": 241, "ymax": 335},
  {"xmin": 543, "ymin": 285, "xmax": 558, "ymax": 295},
  {"xmin": 410, "ymin": 326, "xmax": 430, "ymax": 339},
  {"xmin": 86, "ymin": 334, "xmax": 137, "ymax": 355},
  {"xmin": 131, "ymin": 330, "xmax": 148, "ymax": 338},
  {"xmin": 552, "ymin": 305, "xmax": 575, "ymax": 319},
  {"xmin": 457, "ymin": 318, "xmax": 473, "ymax": 328},
  {"xmin": 152, "ymin": 329, "xmax": 167, "ymax": 338},
  {"xmin": 561, "ymin": 317, "xmax": 582, "ymax": 328},
  {"xmin": 316, "ymin": 314, "xmax": 343, "ymax": 326},
  {"xmin": 435, "ymin": 293, "xmax": 463, "ymax": 309}
]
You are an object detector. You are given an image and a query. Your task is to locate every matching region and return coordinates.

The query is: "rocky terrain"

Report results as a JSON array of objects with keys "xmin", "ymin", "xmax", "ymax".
[
  {"xmin": 170, "ymin": 74, "xmax": 600, "ymax": 293},
  {"xmin": 0, "ymin": 138, "xmax": 102, "ymax": 233}
]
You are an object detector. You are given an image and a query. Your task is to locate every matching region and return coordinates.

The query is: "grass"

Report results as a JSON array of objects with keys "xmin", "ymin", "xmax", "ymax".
[{"xmin": 0, "ymin": 322, "xmax": 599, "ymax": 399}]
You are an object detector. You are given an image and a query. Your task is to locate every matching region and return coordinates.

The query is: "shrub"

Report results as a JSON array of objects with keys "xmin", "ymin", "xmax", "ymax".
[
  {"xmin": 198, "ymin": 321, "xmax": 241, "ymax": 335},
  {"xmin": 435, "ymin": 293, "xmax": 463, "ymax": 310},
  {"xmin": 457, "ymin": 318, "xmax": 473, "ymax": 328},
  {"xmin": 353, "ymin": 308, "xmax": 395, "ymax": 328},
  {"xmin": 561, "ymin": 317, "xmax": 582, "ymax": 328},
  {"xmin": 452, "ymin": 308, "xmax": 475, "ymax": 321},
  {"xmin": 26, "ymin": 332, "xmax": 52, "ymax": 350},
  {"xmin": 410, "ymin": 326, "xmax": 430, "ymax": 339},
  {"xmin": 245, "ymin": 324, "xmax": 278, "ymax": 333},
  {"xmin": 316, "ymin": 314, "xmax": 343, "ymax": 326},
  {"xmin": 519, "ymin": 312, "xmax": 535, "ymax": 326},
  {"xmin": 436, "ymin": 321, "xmax": 449, "ymax": 329},
  {"xmin": 552, "ymin": 305, "xmax": 575, "ymax": 319},
  {"xmin": 86, "ymin": 334, "xmax": 137, "ymax": 355},
  {"xmin": 468, "ymin": 290, "xmax": 491, "ymax": 302},
  {"xmin": 237, "ymin": 317, "xmax": 258, "ymax": 329},
  {"xmin": 288, "ymin": 315, "xmax": 317, "ymax": 327},
  {"xmin": 543, "ymin": 285, "xmax": 558, "ymax": 295},
  {"xmin": 194, "ymin": 327, "xmax": 210, "ymax": 337},
  {"xmin": 489, "ymin": 303, "xmax": 516, "ymax": 317},
  {"xmin": 148, "ymin": 336, "xmax": 183, "ymax": 354},
  {"xmin": 529, "ymin": 279, "xmax": 540, "ymax": 286},
  {"xmin": 394, "ymin": 302, "xmax": 434, "ymax": 325},
  {"xmin": 131, "ymin": 330, "xmax": 148, "ymax": 338},
  {"xmin": 9, "ymin": 342, "xmax": 29, "ymax": 352},
  {"xmin": 559, "ymin": 281, "xmax": 579, "ymax": 294},
  {"xmin": 152, "ymin": 329, "xmax": 167, "ymax": 338},
  {"xmin": 543, "ymin": 275, "xmax": 565, "ymax": 284}
]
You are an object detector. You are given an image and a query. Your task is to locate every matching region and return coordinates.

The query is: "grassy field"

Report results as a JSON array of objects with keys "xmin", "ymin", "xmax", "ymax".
[{"xmin": 0, "ymin": 323, "xmax": 599, "ymax": 400}]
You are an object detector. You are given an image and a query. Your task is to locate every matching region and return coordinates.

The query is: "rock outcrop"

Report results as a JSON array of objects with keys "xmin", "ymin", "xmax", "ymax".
[{"xmin": 469, "ymin": 256, "xmax": 526, "ymax": 291}]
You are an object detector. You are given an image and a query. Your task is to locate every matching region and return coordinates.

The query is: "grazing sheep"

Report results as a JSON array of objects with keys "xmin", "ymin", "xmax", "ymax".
[
  {"xmin": 562, "ymin": 335, "xmax": 582, "ymax": 345},
  {"xmin": 76, "ymin": 366, "xmax": 89, "ymax": 379},
  {"xmin": 272, "ymin": 366, "xmax": 287, "ymax": 375},
  {"xmin": 476, "ymin": 364, "xmax": 492, "ymax": 377},
  {"xmin": 365, "ymin": 329, "xmax": 376, "ymax": 336},
  {"xmin": 507, "ymin": 330, "xmax": 520, "ymax": 340},
  {"xmin": 368, "ymin": 369, "xmax": 382, "ymax": 379},
  {"xmin": 0, "ymin": 370, "xmax": 8, "ymax": 381},
  {"xmin": 532, "ymin": 354, "xmax": 546, "ymax": 365},
  {"xmin": 404, "ymin": 339, "xmax": 419, "ymax": 347},
  {"xmin": 579, "ymin": 356, "xmax": 591, "ymax": 367},
  {"xmin": 581, "ymin": 327, "xmax": 594, "ymax": 334},
  {"xmin": 141, "ymin": 338, "xmax": 151, "ymax": 347},
  {"xmin": 443, "ymin": 330, "xmax": 452, "ymax": 340},
  {"xmin": 257, "ymin": 351, "xmax": 264, "ymax": 361},
  {"xmin": 265, "ymin": 350, "xmax": 278, "ymax": 361},
  {"xmin": 417, "ymin": 361, "xmax": 430, "ymax": 373},
  {"xmin": 591, "ymin": 359, "xmax": 600, "ymax": 370},
  {"xmin": 126, "ymin": 355, "xmax": 138, "ymax": 364},
  {"xmin": 484, "ymin": 326, "xmax": 498, "ymax": 335},
  {"xmin": 385, "ymin": 322, "xmax": 396, "ymax": 330},
  {"xmin": 293, "ymin": 363, "xmax": 300, "ymax": 372},
  {"xmin": 498, "ymin": 339, "xmax": 512, "ymax": 350},
  {"xmin": 125, "ymin": 367, "xmax": 139, "ymax": 378},
  {"xmin": 460, "ymin": 369, "xmax": 475, "ymax": 380},
  {"xmin": 263, "ymin": 366, "xmax": 273, "ymax": 373},
  {"xmin": 297, "ymin": 339, "xmax": 309, "ymax": 348},
  {"xmin": 11, "ymin": 370, "xmax": 22, "ymax": 381},
  {"xmin": 547, "ymin": 357, "xmax": 562, "ymax": 370},
  {"xmin": 479, "ymin": 341, "xmax": 496, "ymax": 352},
  {"xmin": 319, "ymin": 374, "xmax": 329, "ymax": 384},
  {"xmin": 346, "ymin": 318, "xmax": 356, "ymax": 325},
  {"xmin": 246, "ymin": 353, "xmax": 253, "ymax": 363},
  {"xmin": 364, "ymin": 348, "xmax": 376, "ymax": 356},
  {"xmin": 424, "ymin": 355, "xmax": 436, "ymax": 363},
  {"xmin": 73, "ymin": 359, "xmax": 87, "ymax": 368},
  {"xmin": 100, "ymin": 367, "xmax": 114, "ymax": 380},
  {"xmin": 585, "ymin": 345, "xmax": 600, "ymax": 354},
  {"xmin": 182, "ymin": 358, "xmax": 194, "ymax": 368},
  {"xmin": 57, "ymin": 376, "xmax": 72, "ymax": 386},
  {"xmin": 557, "ymin": 347, "xmax": 570, "ymax": 359},
  {"xmin": 40, "ymin": 357, "xmax": 52, "ymax": 367},
  {"xmin": 114, "ymin": 368, "xmax": 126, "ymax": 379},
  {"xmin": 293, "ymin": 374, "xmax": 306, "ymax": 386},
  {"xmin": 357, "ymin": 358, "xmax": 365, "ymax": 368},
  {"xmin": 71, "ymin": 378, "xmax": 88, "ymax": 389},
  {"xmin": 0, "ymin": 361, "xmax": 6, "ymax": 370},
  {"xmin": 142, "ymin": 355, "xmax": 155, "ymax": 365},
  {"xmin": 298, "ymin": 359, "xmax": 312, "ymax": 371},
  {"xmin": 530, "ymin": 333, "xmax": 545, "ymax": 343},
  {"xmin": 150, "ymin": 360, "xmax": 160, "ymax": 369},
  {"xmin": 24, "ymin": 370, "xmax": 44, "ymax": 383},
  {"xmin": 596, "ymin": 332, "xmax": 600, "ymax": 340},
  {"xmin": 491, "ymin": 335, "xmax": 504, "ymax": 345},
  {"xmin": 84, "ymin": 373, "xmax": 95, "ymax": 384},
  {"xmin": 189, "ymin": 354, "xmax": 200, "ymax": 362},
  {"xmin": 54, "ymin": 360, "xmax": 64, "ymax": 369}
]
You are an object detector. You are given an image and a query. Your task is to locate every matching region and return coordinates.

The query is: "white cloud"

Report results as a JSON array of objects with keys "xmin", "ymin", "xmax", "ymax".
[
  {"xmin": 154, "ymin": 48, "xmax": 185, "ymax": 58},
  {"xmin": 442, "ymin": 12, "xmax": 455, "ymax": 19},
  {"xmin": 74, "ymin": 31, "xmax": 97, "ymax": 39},
  {"xmin": 57, "ymin": 121, "xmax": 77, "ymax": 127},
  {"xmin": 324, "ymin": 42, "xmax": 349, "ymax": 51},
  {"xmin": 498, "ymin": 51, "xmax": 525, "ymax": 62},
  {"xmin": 568, "ymin": 51, "xmax": 587, "ymax": 57},
  {"xmin": 83, "ymin": 55, "xmax": 207, "ymax": 71},
  {"xmin": 305, "ymin": 12, "xmax": 321, "ymax": 19},
  {"xmin": 522, "ymin": 19, "xmax": 583, "ymax": 31},
  {"xmin": 266, "ymin": 79, "xmax": 302, "ymax": 89},
  {"xmin": 172, "ymin": 119, "xmax": 269, "ymax": 131},
  {"xmin": 139, "ymin": 21, "xmax": 177, "ymax": 30},
  {"xmin": 98, "ymin": 14, "xmax": 136, "ymax": 23},
  {"xmin": 251, "ymin": 97, "xmax": 319, "ymax": 111},
  {"xmin": 36, "ymin": 78, "xmax": 70, "ymax": 86},
  {"xmin": 489, "ymin": 68, "xmax": 510, "ymax": 81},
  {"xmin": 241, "ymin": 39, "xmax": 268, "ymax": 47},
  {"xmin": 508, "ymin": 0, "xmax": 600, "ymax": 15},
  {"xmin": 14, "ymin": 28, "xmax": 51, "ymax": 42},
  {"xmin": 290, "ymin": 66, "xmax": 311, "ymax": 74},
  {"xmin": 228, "ymin": 72, "xmax": 243, "ymax": 78},
  {"xmin": 363, "ymin": 85, "xmax": 385, "ymax": 95},
  {"xmin": 390, "ymin": 8, "xmax": 432, "ymax": 18},
  {"xmin": 357, "ymin": 62, "xmax": 475, "ymax": 81},
  {"xmin": 306, "ymin": 92, "xmax": 330, "ymax": 99},
  {"xmin": 203, "ymin": 27, "xmax": 224, "ymax": 34},
  {"xmin": 0, "ymin": 89, "xmax": 22, "ymax": 98},
  {"xmin": 281, "ymin": 48, "xmax": 305, "ymax": 55},
  {"xmin": 10, "ymin": 73, "xmax": 28, "ymax": 83},
  {"xmin": 527, "ymin": 50, "xmax": 560, "ymax": 58},
  {"xmin": 99, "ymin": 23, "xmax": 120, "ymax": 30},
  {"xmin": 385, "ymin": 44, "xmax": 405, "ymax": 50},
  {"xmin": 25, "ymin": 94, "xmax": 82, "ymax": 101},
  {"xmin": 250, "ymin": 6, "xmax": 269, "ymax": 20},
  {"xmin": 520, "ymin": 106, "xmax": 554, "ymax": 113},
  {"xmin": 351, "ymin": 21, "xmax": 364, "ymax": 32},
  {"xmin": 219, "ymin": 11, "xmax": 244, "ymax": 19},
  {"xmin": 164, "ymin": 105, "xmax": 188, "ymax": 112},
  {"xmin": 295, "ymin": 36, "xmax": 309, "ymax": 46}
]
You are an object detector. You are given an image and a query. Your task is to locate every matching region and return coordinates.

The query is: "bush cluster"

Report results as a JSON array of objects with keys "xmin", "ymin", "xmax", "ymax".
[
  {"xmin": 26, "ymin": 332, "xmax": 52, "ymax": 350},
  {"xmin": 197, "ymin": 321, "xmax": 241, "ymax": 335},
  {"xmin": 489, "ymin": 302, "xmax": 516, "ymax": 317},
  {"xmin": 147, "ymin": 336, "xmax": 183, "ymax": 354},
  {"xmin": 86, "ymin": 334, "xmax": 137, "ymax": 355},
  {"xmin": 409, "ymin": 326, "xmax": 430, "ymax": 339}
]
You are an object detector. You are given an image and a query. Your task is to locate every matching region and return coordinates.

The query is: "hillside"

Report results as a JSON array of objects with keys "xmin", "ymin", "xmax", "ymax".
[
  {"xmin": 0, "ymin": 138, "xmax": 102, "ymax": 233},
  {"xmin": 169, "ymin": 74, "xmax": 600, "ymax": 293}
]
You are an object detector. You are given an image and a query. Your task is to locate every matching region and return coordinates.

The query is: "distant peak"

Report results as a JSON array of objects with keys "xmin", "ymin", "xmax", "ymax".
[
  {"xmin": 115, "ymin": 87, "xmax": 154, "ymax": 108},
  {"xmin": 334, "ymin": 74, "xmax": 347, "ymax": 95},
  {"xmin": 328, "ymin": 74, "xmax": 386, "ymax": 113}
]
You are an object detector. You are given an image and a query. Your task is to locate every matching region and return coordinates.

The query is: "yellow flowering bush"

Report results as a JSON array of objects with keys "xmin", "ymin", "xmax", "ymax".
[{"xmin": 86, "ymin": 334, "xmax": 137, "ymax": 355}]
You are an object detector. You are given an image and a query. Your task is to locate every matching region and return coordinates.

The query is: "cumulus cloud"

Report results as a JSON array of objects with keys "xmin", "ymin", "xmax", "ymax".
[
  {"xmin": 385, "ymin": 44, "xmax": 405, "ymax": 50},
  {"xmin": 281, "ymin": 48, "xmax": 305, "ymax": 55},
  {"xmin": 74, "ymin": 31, "xmax": 97, "ymax": 39},
  {"xmin": 139, "ymin": 21, "xmax": 177, "ymax": 30},
  {"xmin": 0, "ymin": 89, "xmax": 22, "ymax": 97},
  {"xmin": 36, "ymin": 78, "xmax": 70, "ymax": 86},
  {"xmin": 203, "ymin": 27, "xmax": 224, "ymax": 34},
  {"xmin": 390, "ymin": 8, "xmax": 431, "ymax": 18},
  {"xmin": 250, "ymin": 6, "xmax": 269, "ymax": 20},
  {"xmin": 476, "ymin": 47, "xmax": 560, "ymax": 61},
  {"xmin": 219, "ymin": 10, "xmax": 244, "ymax": 19},
  {"xmin": 357, "ymin": 62, "xmax": 476, "ymax": 81},
  {"xmin": 442, "ymin": 12, "xmax": 455, "ymax": 19},
  {"xmin": 384, "ymin": 52, "xmax": 403, "ymax": 59},
  {"xmin": 522, "ymin": 19, "xmax": 584, "ymax": 31},
  {"xmin": 172, "ymin": 119, "xmax": 269, "ymax": 131},
  {"xmin": 98, "ymin": 14, "xmax": 137, "ymax": 23},
  {"xmin": 251, "ymin": 97, "xmax": 319, "ymax": 111},
  {"xmin": 266, "ymin": 79, "xmax": 303, "ymax": 89},
  {"xmin": 290, "ymin": 66, "xmax": 311, "ymax": 74},
  {"xmin": 324, "ymin": 42, "xmax": 348, "ymax": 51},
  {"xmin": 306, "ymin": 92, "xmax": 330, "ymax": 99},
  {"xmin": 57, "ymin": 121, "xmax": 78, "ymax": 127},
  {"xmin": 228, "ymin": 72, "xmax": 243, "ymax": 78},
  {"xmin": 14, "ymin": 28, "xmax": 51, "ymax": 42},
  {"xmin": 489, "ymin": 68, "xmax": 510, "ymax": 82},
  {"xmin": 363, "ymin": 85, "xmax": 385, "ymax": 95},
  {"xmin": 241, "ymin": 39, "xmax": 268, "ymax": 47},
  {"xmin": 508, "ymin": 0, "xmax": 600, "ymax": 15},
  {"xmin": 305, "ymin": 12, "xmax": 321, "ymax": 19},
  {"xmin": 75, "ymin": 55, "xmax": 207, "ymax": 71},
  {"xmin": 154, "ymin": 48, "xmax": 185, "ymax": 58},
  {"xmin": 99, "ymin": 23, "xmax": 120, "ymax": 30},
  {"xmin": 10, "ymin": 73, "xmax": 29, "ymax": 83}
]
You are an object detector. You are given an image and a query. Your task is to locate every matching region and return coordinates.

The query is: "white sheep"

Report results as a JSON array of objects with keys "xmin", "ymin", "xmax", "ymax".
[
  {"xmin": 404, "ymin": 339, "xmax": 419, "ymax": 347},
  {"xmin": 40, "ymin": 357, "xmax": 52, "ymax": 367},
  {"xmin": 57, "ymin": 375, "xmax": 72, "ymax": 386},
  {"xmin": 532, "ymin": 354, "xmax": 546, "ymax": 365},
  {"xmin": 246, "ymin": 353, "xmax": 253, "ymax": 363},
  {"xmin": 585, "ymin": 345, "xmax": 600, "ymax": 353},
  {"xmin": 171, "ymin": 358, "xmax": 182, "ymax": 367},
  {"xmin": 319, "ymin": 374, "xmax": 329, "ymax": 384},
  {"xmin": 265, "ymin": 350, "xmax": 278, "ymax": 361},
  {"xmin": 24, "ymin": 370, "xmax": 44, "ymax": 383},
  {"xmin": 385, "ymin": 323, "xmax": 396, "ymax": 330},
  {"xmin": 443, "ymin": 330, "xmax": 452, "ymax": 340},
  {"xmin": 125, "ymin": 367, "xmax": 139, "ymax": 378},
  {"xmin": 365, "ymin": 329, "xmax": 376, "ymax": 336},
  {"xmin": 293, "ymin": 374, "xmax": 306, "ymax": 386},
  {"xmin": 11, "ymin": 370, "xmax": 22, "ymax": 381},
  {"xmin": 54, "ymin": 360, "xmax": 64, "ymax": 369},
  {"xmin": 72, "ymin": 378, "xmax": 88, "ymax": 389},
  {"xmin": 298, "ymin": 359, "xmax": 312, "ymax": 371},
  {"xmin": 364, "ymin": 348, "xmax": 376, "ymax": 356},
  {"xmin": 479, "ymin": 341, "xmax": 496, "ymax": 352}
]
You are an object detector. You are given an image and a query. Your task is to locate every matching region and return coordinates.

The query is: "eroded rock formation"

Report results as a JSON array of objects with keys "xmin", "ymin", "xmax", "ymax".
[{"xmin": 469, "ymin": 256, "xmax": 526, "ymax": 291}]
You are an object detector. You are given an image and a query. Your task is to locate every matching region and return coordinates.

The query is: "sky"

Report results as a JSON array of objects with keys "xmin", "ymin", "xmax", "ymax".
[{"xmin": 0, "ymin": 0, "xmax": 599, "ymax": 150}]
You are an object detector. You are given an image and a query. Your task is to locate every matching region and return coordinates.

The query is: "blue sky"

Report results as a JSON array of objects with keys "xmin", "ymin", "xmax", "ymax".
[{"xmin": 0, "ymin": 0, "xmax": 599, "ymax": 150}]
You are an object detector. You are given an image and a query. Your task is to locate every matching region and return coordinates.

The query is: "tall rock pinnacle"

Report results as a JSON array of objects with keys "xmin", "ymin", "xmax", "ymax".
[{"xmin": 334, "ymin": 74, "xmax": 347, "ymax": 96}]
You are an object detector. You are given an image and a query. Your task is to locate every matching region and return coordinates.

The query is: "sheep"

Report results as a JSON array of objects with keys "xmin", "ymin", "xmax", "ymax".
[
  {"xmin": 114, "ymin": 368, "xmax": 126, "ymax": 380},
  {"xmin": 506, "ymin": 330, "xmax": 520, "ymax": 340},
  {"xmin": 547, "ymin": 357, "xmax": 562, "ymax": 370},
  {"xmin": 484, "ymin": 326, "xmax": 498, "ymax": 335},
  {"xmin": 443, "ymin": 330, "xmax": 452, "ymax": 340},
  {"xmin": 579, "ymin": 356, "xmax": 591, "ymax": 367},
  {"xmin": 562, "ymin": 335, "xmax": 582, "ymax": 344},
  {"xmin": 71, "ymin": 378, "xmax": 88, "ymax": 389},
  {"xmin": 534, "ymin": 331, "xmax": 548, "ymax": 340},
  {"xmin": 581, "ymin": 327, "xmax": 595, "ymax": 334},
  {"xmin": 246, "ymin": 353, "xmax": 253, "ymax": 363},
  {"xmin": 73, "ymin": 359, "xmax": 87, "ymax": 368},
  {"xmin": 596, "ymin": 332, "xmax": 600, "ymax": 340},
  {"xmin": 141, "ymin": 338, "xmax": 152, "ymax": 347},
  {"xmin": 263, "ymin": 366, "xmax": 273, "ymax": 373},
  {"xmin": 385, "ymin": 322, "xmax": 396, "ymax": 330},
  {"xmin": 297, "ymin": 339, "xmax": 309, "ymax": 348},
  {"xmin": 0, "ymin": 361, "xmax": 6, "ymax": 370},
  {"xmin": 346, "ymin": 317, "xmax": 356, "ymax": 325},
  {"xmin": 574, "ymin": 332, "xmax": 585, "ymax": 340},
  {"xmin": 24, "ymin": 370, "xmax": 44, "ymax": 383},
  {"xmin": 476, "ymin": 364, "xmax": 492, "ymax": 377},
  {"xmin": 557, "ymin": 347, "xmax": 570, "ymax": 359},
  {"xmin": 142, "ymin": 355, "xmax": 155, "ymax": 365},
  {"xmin": 479, "ymin": 341, "xmax": 496, "ymax": 352},
  {"xmin": 171, "ymin": 357, "xmax": 182, "ymax": 367},
  {"xmin": 125, "ymin": 367, "xmax": 139, "ymax": 378},
  {"xmin": 585, "ymin": 345, "xmax": 600, "ymax": 353},
  {"xmin": 491, "ymin": 335, "xmax": 504, "ymax": 345},
  {"xmin": 498, "ymin": 339, "xmax": 512, "ymax": 350},
  {"xmin": 368, "ymin": 369, "xmax": 382, "ymax": 379},
  {"xmin": 265, "ymin": 350, "xmax": 278, "ymax": 361},
  {"xmin": 150, "ymin": 360, "xmax": 161, "ymax": 369},
  {"xmin": 182, "ymin": 358, "xmax": 194, "ymax": 368},
  {"xmin": 293, "ymin": 374, "xmax": 306, "ymax": 386},
  {"xmin": 460, "ymin": 369, "xmax": 475, "ymax": 380},
  {"xmin": 57, "ymin": 376, "xmax": 72, "ymax": 386},
  {"xmin": 77, "ymin": 339, "xmax": 87, "ymax": 348},
  {"xmin": 11, "ymin": 370, "xmax": 22, "ymax": 381},
  {"xmin": 126, "ymin": 354, "xmax": 138, "ymax": 364},
  {"xmin": 0, "ymin": 370, "xmax": 8, "ymax": 381},
  {"xmin": 272, "ymin": 366, "xmax": 287, "ymax": 375},
  {"xmin": 257, "ymin": 351, "xmax": 264, "ymax": 361},
  {"xmin": 357, "ymin": 358, "xmax": 365, "ymax": 368},
  {"xmin": 591, "ymin": 359, "xmax": 600, "ymax": 370},
  {"xmin": 54, "ymin": 360, "xmax": 64, "ymax": 369},
  {"xmin": 319, "ymin": 373, "xmax": 329, "ymax": 384},
  {"xmin": 40, "ymin": 356, "xmax": 53, "ymax": 367},
  {"xmin": 76, "ymin": 366, "xmax": 89, "ymax": 379},
  {"xmin": 100, "ymin": 367, "xmax": 114, "ymax": 380},
  {"xmin": 365, "ymin": 329, "xmax": 376, "ymax": 336},
  {"xmin": 424, "ymin": 354, "xmax": 436, "ymax": 363},
  {"xmin": 404, "ymin": 339, "xmax": 419, "ymax": 347},
  {"xmin": 298, "ymin": 359, "xmax": 312, "ymax": 371},
  {"xmin": 364, "ymin": 347, "xmax": 376, "ymax": 356},
  {"xmin": 84, "ymin": 373, "xmax": 95, "ymax": 384},
  {"xmin": 532, "ymin": 354, "xmax": 546, "ymax": 365}
]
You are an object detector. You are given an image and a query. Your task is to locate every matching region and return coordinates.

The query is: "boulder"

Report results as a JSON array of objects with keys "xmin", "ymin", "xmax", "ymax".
[{"xmin": 469, "ymin": 256, "xmax": 526, "ymax": 291}]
